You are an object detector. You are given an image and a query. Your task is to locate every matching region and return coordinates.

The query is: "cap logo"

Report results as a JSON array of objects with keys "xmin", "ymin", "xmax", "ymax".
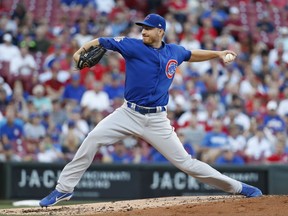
[
  {"xmin": 144, "ymin": 15, "xmax": 150, "ymax": 21},
  {"xmin": 166, "ymin": 59, "xmax": 178, "ymax": 79}
]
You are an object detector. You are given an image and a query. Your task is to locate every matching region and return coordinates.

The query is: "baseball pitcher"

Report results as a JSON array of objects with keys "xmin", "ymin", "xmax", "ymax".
[{"xmin": 40, "ymin": 14, "xmax": 262, "ymax": 207}]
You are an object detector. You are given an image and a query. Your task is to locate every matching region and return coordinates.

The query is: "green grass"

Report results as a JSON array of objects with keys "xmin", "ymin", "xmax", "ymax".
[
  {"xmin": 0, "ymin": 200, "xmax": 15, "ymax": 209},
  {"xmin": 0, "ymin": 200, "xmax": 98, "ymax": 210}
]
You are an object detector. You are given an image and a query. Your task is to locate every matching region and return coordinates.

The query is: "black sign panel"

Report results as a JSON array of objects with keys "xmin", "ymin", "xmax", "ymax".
[
  {"xmin": 4, "ymin": 163, "xmax": 268, "ymax": 200},
  {"xmin": 140, "ymin": 165, "xmax": 268, "ymax": 197},
  {"xmin": 9, "ymin": 164, "xmax": 140, "ymax": 200}
]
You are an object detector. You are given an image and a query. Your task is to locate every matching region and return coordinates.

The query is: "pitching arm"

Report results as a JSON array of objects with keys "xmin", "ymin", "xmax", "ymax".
[{"xmin": 188, "ymin": 49, "xmax": 237, "ymax": 64}]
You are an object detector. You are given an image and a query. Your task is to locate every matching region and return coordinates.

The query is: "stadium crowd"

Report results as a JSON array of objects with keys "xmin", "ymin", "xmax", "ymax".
[{"xmin": 0, "ymin": 0, "xmax": 288, "ymax": 165}]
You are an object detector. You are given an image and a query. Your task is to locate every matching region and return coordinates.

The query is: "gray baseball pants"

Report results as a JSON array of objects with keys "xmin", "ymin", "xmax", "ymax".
[{"xmin": 56, "ymin": 103, "xmax": 242, "ymax": 194}]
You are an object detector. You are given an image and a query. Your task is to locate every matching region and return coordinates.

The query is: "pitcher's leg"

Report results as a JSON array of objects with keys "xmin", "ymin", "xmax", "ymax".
[
  {"xmin": 56, "ymin": 107, "xmax": 136, "ymax": 192},
  {"xmin": 143, "ymin": 114, "xmax": 241, "ymax": 194}
]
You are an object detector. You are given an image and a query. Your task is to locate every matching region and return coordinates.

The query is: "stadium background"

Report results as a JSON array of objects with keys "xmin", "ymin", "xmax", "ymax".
[{"xmin": 0, "ymin": 0, "xmax": 288, "ymax": 204}]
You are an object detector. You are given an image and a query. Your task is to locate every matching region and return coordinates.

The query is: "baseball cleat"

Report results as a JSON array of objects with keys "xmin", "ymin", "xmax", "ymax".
[
  {"xmin": 240, "ymin": 183, "xmax": 263, "ymax": 197},
  {"xmin": 39, "ymin": 189, "xmax": 73, "ymax": 207}
]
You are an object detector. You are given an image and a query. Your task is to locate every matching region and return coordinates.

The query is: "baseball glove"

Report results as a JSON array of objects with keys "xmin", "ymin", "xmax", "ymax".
[{"xmin": 77, "ymin": 45, "xmax": 107, "ymax": 69}]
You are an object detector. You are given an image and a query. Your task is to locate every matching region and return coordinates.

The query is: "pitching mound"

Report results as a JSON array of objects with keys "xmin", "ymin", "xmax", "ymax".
[{"xmin": 1, "ymin": 195, "xmax": 287, "ymax": 216}]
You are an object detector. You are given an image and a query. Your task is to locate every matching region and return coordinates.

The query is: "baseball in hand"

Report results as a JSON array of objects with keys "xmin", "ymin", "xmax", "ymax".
[{"xmin": 225, "ymin": 53, "xmax": 235, "ymax": 62}]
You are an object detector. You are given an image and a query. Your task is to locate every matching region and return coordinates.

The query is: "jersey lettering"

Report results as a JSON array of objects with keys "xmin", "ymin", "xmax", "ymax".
[
  {"xmin": 113, "ymin": 36, "xmax": 125, "ymax": 42},
  {"xmin": 165, "ymin": 59, "xmax": 178, "ymax": 79}
]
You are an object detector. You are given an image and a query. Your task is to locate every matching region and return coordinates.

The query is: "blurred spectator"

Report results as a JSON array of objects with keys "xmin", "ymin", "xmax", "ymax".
[
  {"xmin": 31, "ymin": 84, "xmax": 52, "ymax": 112},
  {"xmin": 215, "ymin": 28, "xmax": 236, "ymax": 51},
  {"xmin": 178, "ymin": 118, "xmax": 205, "ymax": 155},
  {"xmin": 263, "ymin": 100, "xmax": 286, "ymax": 133},
  {"xmin": 199, "ymin": 119, "xmax": 229, "ymax": 164},
  {"xmin": 68, "ymin": 106, "xmax": 89, "ymax": 139},
  {"xmin": 0, "ymin": 107, "xmax": 23, "ymax": 142},
  {"xmin": 8, "ymin": 80, "xmax": 29, "ymax": 120},
  {"xmin": 223, "ymin": 104, "xmax": 251, "ymax": 133},
  {"xmin": 200, "ymin": 1, "xmax": 229, "ymax": 34},
  {"xmin": 81, "ymin": 81, "xmax": 110, "ymax": 112},
  {"xmin": 239, "ymin": 66, "xmax": 265, "ymax": 98},
  {"xmin": 178, "ymin": 130, "xmax": 195, "ymax": 157},
  {"xmin": 0, "ymin": 135, "xmax": 13, "ymax": 161},
  {"xmin": 34, "ymin": 25, "xmax": 51, "ymax": 53},
  {"xmin": 62, "ymin": 108, "xmax": 89, "ymax": 142},
  {"xmin": 201, "ymin": 95, "xmax": 222, "ymax": 131},
  {"xmin": 0, "ymin": 77, "xmax": 12, "ymax": 97},
  {"xmin": 103, "ymin": 73, "xmax": 125, "ymax": 101},
  {"xmin": 268, "ymin": 40, "xmax": 288, "ymax": 69},
  {"xmin": 85, "ymin": 109, "xmax": 104, "ymax": 129},
  {"xmin": 103, "ymin": 141, "xmax": 133, "ymax": 164},
  {"xmin": 184, "ymin": 71, "xmax": 207, "ymax": 97},
  {"xmin": 82, "ymin": 70, "xmax": 98, "ymax": 90},
  {"xmin": 61, "ymin": 0, "xmax": 96, "ymax": 9},
  {"xmin": 108, "ymin": 12, "xmax": 129, "ymax": 37},
  {"xmin": 177, "ymin": 93, "xmax": 207, "ymax": 127},
  {"xmin": 132, "ymin": 140, "xmax": 152, "ymax": 163},
  {"xmin": 167, "ymin": 85, "xmax": 185, "ymax": 110},
  {"xmin": 23, "ymin": 112, "xmax": 46, "ymax": 140},
  {"xmin": 43, "ymin": 61, "xmax": 65, "ymax": 100},
  {"xmin": 50, "ymin": 99, "xmax": 68, "ymax": 126},
  {"xmin": 251, "ymin": 42, "xmax": 269, "ymax": 75},
  {"xmin": 164, "ymin": 13, "xmax": 183, "ymax": 36},
  {"xmin": 9, "ymin": 44, "xmax": 37, "ymax": 78},
  {"xmin": 278, "ymin": 86, "xmax": 288, "ymax": 117},
  {"xmin": 276, "ymin": 27, "xmax": 288, "ymax": 52},
  {"xmin": 62, "ymin": 73, "xmax": 86, "ymax": 104},
  {"xmin": 37, "ymin": 135, "xmax": 61, "ymax": 163},
  {"xmin": 167, "ymin": 0, "xmax": 189, "ymax": 23},
  {"xmin": 196, "ymin": 17, "xmax": 218, "ymax": 43},
  {"xmin": 95, "ymin": 0, "xmax": 115, "ymax": 14},
  {"xmin": 227, "ymin": 124, "xmax": 246, "ymax": 154},
  {"xmin": 215, "ymin": 146, "xmax": 245, "ymax": 165},
  {"xmin": 265, "ymin": 136, "xmax": 288, "ymax": 164},
  {"xmin": 0, "ymin": 86, "xmax": 9, "ymax": 114},
  {"xmin": 73, "ymin": 20, "xmax": 94, "ymax": 47},
  {"xmin": 11, "ymin": 2, "xmax": 26, "ymax": 27},
  {"xmin": 61, "ymin": 123, "xmax": 81, "ymax": 162},
  {"xmin": 0, "ymin": 33, "xmax": 21, "ymax": 62},
  {"xmin": 245, "ymin": 125, "xmax": 274, "ymax": 163},
  {"xmin": 256, "ymin": 12, "xmax": 275, "ymax": 33},
  {"xmin": 223, "ymin": 7, "xmax": 244, "ymax": 41}
]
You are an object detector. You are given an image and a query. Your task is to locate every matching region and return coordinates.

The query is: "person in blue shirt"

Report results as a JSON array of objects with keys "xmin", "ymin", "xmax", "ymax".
[
  {"xmin": 263, "ymin": 100, "xmax": 286, "ymax": 133},
  {"xmin": 106, "ymin": 141, "xmax": 133, "ymax": 164},
  {"xmin": 103, "ymin": 73, "xmax": 125, "ymax": 100},
  {"xmin": 199, "ymin": 119, "xmax": 230, "ymax": 164},
  {"xmin": 62, "ymin": 73, "xmax": 86, "ymax": 104},
  {"xmin": 0, "ymin": 108, "xmax": 23, "ymax": 141},
  {"xmin": 40, "ymin": 13, "xmax": 262, "ymax": 207},
  {"xmin": 215, "ymin": 146, "xmax": 245, "ymax": 165}
]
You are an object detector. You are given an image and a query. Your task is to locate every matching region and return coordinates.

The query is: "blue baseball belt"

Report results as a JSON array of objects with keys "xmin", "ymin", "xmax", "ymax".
[{"xmin": 126, "ymin": 101, "xmax": 166, "ymax": 115}]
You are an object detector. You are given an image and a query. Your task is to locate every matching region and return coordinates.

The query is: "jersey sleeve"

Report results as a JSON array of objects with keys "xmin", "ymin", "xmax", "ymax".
[
  {"xmin": 98, "ymin": 37, "xmax": 134, "ymax": 57},
  {"xmin": 177, "ymin": 45, "xmax": 192, "ymax": 62}
]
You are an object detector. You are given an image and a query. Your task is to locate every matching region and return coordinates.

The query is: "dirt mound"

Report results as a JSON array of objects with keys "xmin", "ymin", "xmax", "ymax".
[{"xmin": 1, "ymin": 195, "xmax": 287, "ymax": 216}]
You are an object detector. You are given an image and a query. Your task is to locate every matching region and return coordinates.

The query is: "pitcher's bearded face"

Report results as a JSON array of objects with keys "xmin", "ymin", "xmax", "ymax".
[{"xmin": 141, "ymin": 26, "xmax": 163, "ymax": 45}]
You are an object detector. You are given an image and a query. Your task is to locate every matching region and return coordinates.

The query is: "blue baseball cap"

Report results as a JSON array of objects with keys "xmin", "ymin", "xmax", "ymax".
[{"xmin": 135, "ymin": 14, "xmax": 166, "ymax": 31}]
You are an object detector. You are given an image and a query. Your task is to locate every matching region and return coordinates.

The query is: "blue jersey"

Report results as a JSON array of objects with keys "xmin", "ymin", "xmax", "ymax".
[{"xmin": 99, "ymin": 37, "xmax": 191, "ymax": 106}]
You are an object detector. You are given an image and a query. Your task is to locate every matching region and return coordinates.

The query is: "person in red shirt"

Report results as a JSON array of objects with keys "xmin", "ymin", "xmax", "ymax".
[
  {"xmin": 167, "ymin": 0, "xmax": 188, "ymax": 23},
  {"xmin": 196, "ymin": 17, "xmax": 218, "ymax": 43},
  {"xmin": 44, "ymin": 60, "xmax": 64, "ymax": 100},
  {"xmin": 223, "ymin": 7, "xmax": 245, "ymax": 41},
  {"xmin": 266, "ymin": 134, "xmax": 288, "ymax": 164}
]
